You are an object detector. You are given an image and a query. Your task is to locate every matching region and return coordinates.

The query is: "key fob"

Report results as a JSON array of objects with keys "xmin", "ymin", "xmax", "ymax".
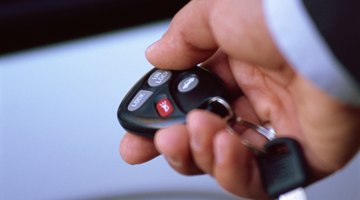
[{"xmin": 117, "ymin": 66, "xmax": 232, "ymax": 137}]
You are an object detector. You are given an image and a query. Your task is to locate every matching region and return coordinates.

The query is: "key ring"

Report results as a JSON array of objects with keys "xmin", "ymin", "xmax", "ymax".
[
  {"xmin": 206, "ymin": 98, "xmax": 308, "ymax": 199},
  {"xmin": 205, "ymin": 97, "xmax": 276, "ymax": 153},
  {"xmin": 227, "ymin": 117, "xmax": 276, "ymax": 154},
  {"xmin": 234, "ymin": 117, "xmax": 276, "ymax": 141}
]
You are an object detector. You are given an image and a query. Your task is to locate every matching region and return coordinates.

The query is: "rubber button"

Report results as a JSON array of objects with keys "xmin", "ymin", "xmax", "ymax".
[
  {"xmin": 128, "ymin": 90, "xmax": 153, "ymax": 111},
  {"xmin": 156, "ymin": 98, "xmax": 174, "ymax": 117},
  {"xmin": 178, "ymin": 75, "xmax": 199, "ymax": 93},
  {"xmin": 148, "ymin": 70, "xmax": 172, "ymax": 87}
]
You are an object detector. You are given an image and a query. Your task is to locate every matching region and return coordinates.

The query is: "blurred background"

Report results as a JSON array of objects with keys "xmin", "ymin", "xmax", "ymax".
[{"xmin": 0, "ymin": 0, "xmax": 359, "ymax": 199}]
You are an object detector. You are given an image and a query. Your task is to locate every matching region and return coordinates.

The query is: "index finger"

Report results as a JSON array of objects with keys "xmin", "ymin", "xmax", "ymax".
[{"xmin": 120, "ymin": 133, "xmax": 160, "ymax": 164}]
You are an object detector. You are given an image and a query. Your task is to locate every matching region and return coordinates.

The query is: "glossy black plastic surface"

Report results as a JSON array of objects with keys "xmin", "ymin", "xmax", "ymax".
[
  {"xmin": 117, "ymin": 67, "xmax": 229, "ymax": 137},
  {"xmin": 257, "ymin": 137, "xmax": 309, "ymax": 199}
]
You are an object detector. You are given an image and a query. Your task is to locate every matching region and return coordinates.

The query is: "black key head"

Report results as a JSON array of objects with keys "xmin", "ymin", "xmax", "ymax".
[{"xmin": 257, "ymin": 137, "xmax": 309, "ymax": 199}]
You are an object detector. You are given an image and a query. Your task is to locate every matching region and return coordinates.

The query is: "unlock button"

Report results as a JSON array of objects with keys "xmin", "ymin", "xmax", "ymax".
[{"xmin": 148, "ymin": 70, "xmax": 172, "ymax": 87}]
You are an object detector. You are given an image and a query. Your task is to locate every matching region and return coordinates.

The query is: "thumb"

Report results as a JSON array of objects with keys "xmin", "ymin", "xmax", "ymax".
[
  {"xmin": 145, "ymin": 0, "xmax": 285, "ymax": 70},
  {"xmin": 145, "ymin": 0, "xmax": 218, "ymax": 70}
]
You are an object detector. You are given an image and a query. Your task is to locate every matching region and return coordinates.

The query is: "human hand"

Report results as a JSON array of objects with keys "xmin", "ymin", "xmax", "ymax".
[{"xmin": 120, "ymin": 0, "xmax": 360, "ymax": 199}]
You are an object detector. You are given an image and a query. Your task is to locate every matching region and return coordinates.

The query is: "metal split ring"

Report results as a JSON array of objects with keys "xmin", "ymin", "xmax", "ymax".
[
  {"xmin": 205, "ymin": 96, "xmax": 277, "ymax": 153},
  {"xmin": 227, "ymin": 117, "xmax": 276, "ymax": 154}
]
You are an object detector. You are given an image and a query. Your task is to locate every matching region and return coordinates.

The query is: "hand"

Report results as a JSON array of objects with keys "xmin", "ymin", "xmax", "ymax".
[{"xmin": 120, "ymin": 0, "xmax": 360, "ymax": 199}]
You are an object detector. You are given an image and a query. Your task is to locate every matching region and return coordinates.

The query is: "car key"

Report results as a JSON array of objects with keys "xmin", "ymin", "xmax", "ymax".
[
  {"xmin": 257, "ymin": 137, "xmax": 309, "ymax": 199},
  {"xmin": 117, "ymin": 66, "xmax": 233, "ymax": 137},
  {"xmin": 118, "ymin": 66, "xmax": 309, "ymax": 199},
  {"xmin": 228, "ymin": 119, "xmax": 308, "ymax": 199},
  {"xmin": 228, "ymin": 117, "xmax": 309, "ymax": 200}
]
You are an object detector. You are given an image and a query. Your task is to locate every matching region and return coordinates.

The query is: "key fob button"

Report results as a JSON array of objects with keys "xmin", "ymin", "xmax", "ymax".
[
  {"xmin": 148, "ymin": 70, "xmax": 172, "ymax": 87},
  {"xmin": 127, "ymin": 90, "xmax": 153, "ymax": 111},
  {"xmin": 156, "ymin": 98, "xmax": 174, "ymax": 117},
  {"xmin": 178, "ymin": 74, "xmax": 199, "ymax": 93}
]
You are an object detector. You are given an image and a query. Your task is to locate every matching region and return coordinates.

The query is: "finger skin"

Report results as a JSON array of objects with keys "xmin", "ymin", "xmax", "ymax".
[
  {"xmin": 146, "ymin": 0, "xmax": 283, "ymax": 70},
  {"xmin": 213, "ymin": 130, "xmax": 270, "ymax": 200},
  {"xmin": 145, "ymin": 0, "xmax": 217, "ymax": 69},
  {"xmin": 120, "ymin": 133, "xmax": 159, "ymax": 164},
  {"xmin": 155, "ymin": 124, "xmax": 203, "ymax": 175},
  {"xmin": 186, "ymin": 110, "xmax": 228, "ymax": 174}
]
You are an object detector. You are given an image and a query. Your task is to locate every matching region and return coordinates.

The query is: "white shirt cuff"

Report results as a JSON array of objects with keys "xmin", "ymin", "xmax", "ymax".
[{"xmin": 263, "ymin": 0, "xmax": 360, "ymax": 106}]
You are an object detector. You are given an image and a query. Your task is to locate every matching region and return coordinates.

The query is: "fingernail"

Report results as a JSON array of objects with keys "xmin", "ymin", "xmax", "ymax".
[
  {"xmin": 214, "ymin": 147, "xmax": 224, "ymax": 165},
  {"xmin": 214, "ymin": 134, "xmax": 227, "ymax": 165},
  {"xmin": 167, "ymin": 156, "xmax": 182, "ymax": 168},
  {"xmin": 190, "ymin": 137, "xmax": 202, "ymax": 152},
  {"xmin": 146, "ymin": 40, "xmax": 160, "ymax": 54}
]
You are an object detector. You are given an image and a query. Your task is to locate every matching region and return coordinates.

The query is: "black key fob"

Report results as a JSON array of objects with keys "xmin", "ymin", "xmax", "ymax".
[{"xmin": 117, "ymin": 66, "xmax": 231, "ymax": 137}]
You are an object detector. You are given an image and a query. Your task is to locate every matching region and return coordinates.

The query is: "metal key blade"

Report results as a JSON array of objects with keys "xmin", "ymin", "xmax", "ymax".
[{"xmin": 279, "ymin": 188, "xmax": 307, "ymax": 200}]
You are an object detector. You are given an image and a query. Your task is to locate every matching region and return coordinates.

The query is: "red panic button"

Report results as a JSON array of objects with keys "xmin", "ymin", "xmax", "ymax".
[{"xmin": 156, "ymin": 98, "xmax": 174, "ymax": 118}]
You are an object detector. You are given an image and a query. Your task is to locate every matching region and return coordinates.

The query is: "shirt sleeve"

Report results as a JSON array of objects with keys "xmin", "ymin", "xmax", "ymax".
[{"xmin": 263, "ymin": 0, "xmax": 360, "ymax": 106}]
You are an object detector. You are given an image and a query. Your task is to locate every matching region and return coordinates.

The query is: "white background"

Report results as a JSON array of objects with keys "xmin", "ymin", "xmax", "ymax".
[{"xmin": 0, "ymin": 21, "xmax": 359, "ymax": 200}]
